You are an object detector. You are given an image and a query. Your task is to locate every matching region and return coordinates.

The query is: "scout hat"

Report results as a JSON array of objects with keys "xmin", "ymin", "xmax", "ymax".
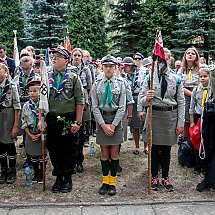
[
  {"xmin": 123, "ymin": 57, "xmax": 135, "ymax": 66},
  {"xmin": 101, "ymin": 54, "xmax": 117, "ymax": 65},
  {"xmin": 26, "ymin": 80, "xmax": 41, "ymax": 89},
  {"xmin": 50, "ymin": 45, "xmax": 71, "ymax": 59},
  {"xmin": 142, "ymin": 58, "xmax": 152, "ymax": 67}
]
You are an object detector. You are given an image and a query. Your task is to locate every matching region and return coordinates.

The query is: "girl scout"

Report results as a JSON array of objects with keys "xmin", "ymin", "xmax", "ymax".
[
  {"xmin": 0, "ymin": 61, "xmax": 21, "ymax": 184},
  {"xmin": 92, "ymin": 55, "xmax": 126, "ymax": 196},
  {"xmin": 139, "ymin": 48, "xmax": 185, "ymax": 192}
]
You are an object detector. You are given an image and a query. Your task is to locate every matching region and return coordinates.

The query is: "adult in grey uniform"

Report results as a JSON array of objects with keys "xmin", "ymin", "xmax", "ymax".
[
  {"xmin": 71, "ymin": 48, "xmax": 92, "ymax": 173},
  {"xmin": 92, "ymin": 55, "xmax": 126, "ymax": 196},
  {"xmin": 138, "ymin": 48, "xmax": 185, "ymax": 192},
  {"xmin": 0, "ymin": 62, "xmax": 21, "ymax": 184}
]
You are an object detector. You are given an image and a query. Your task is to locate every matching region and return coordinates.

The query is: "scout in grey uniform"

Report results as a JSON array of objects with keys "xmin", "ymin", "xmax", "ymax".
[
  {"xmin": 125, "ymin": 55, "xmax": 145, "ymax": 155},
  {"xmin": 178, "ymin": 47, "xmax": 200, "ymax": 139},
  {"xmin": 0, "ymin": 62, "xmax": 21, "ymax": 184},
  {"xmin": 39, "ymin": 45, "xmax": 84, "ymax": 193},
  {"xmin": 21, "ymin": 80, "xmax": 47, "ymax": 183},
  {"xmin": 92, "ymin": 55, "xmax": 126, "ymax": 196},
  {"xmin": 71, "ymin": 48, "xmax": 92, "ymax": 173},
  {"xmin": 189, "ymin": 67, "xmax": 210, "ymax": 174},
  {"xmin": 138, "ymin": 48, "xmax": 185, "ymax": 192}
]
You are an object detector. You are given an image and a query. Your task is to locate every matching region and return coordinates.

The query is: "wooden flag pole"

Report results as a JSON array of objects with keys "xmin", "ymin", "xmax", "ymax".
[{"xmin": 148, "ymin": 56, "xmax": 156, "ymax": 194}]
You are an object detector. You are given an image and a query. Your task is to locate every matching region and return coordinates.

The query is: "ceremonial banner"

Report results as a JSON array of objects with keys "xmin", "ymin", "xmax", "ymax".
[{"xmin": 13, "ymin": 30, "xmax": 20, "ymax": 66}]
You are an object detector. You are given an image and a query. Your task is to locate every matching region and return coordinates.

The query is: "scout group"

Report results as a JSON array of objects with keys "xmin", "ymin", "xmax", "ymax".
[{"xmin": 0, "ymin": 43, "xmax": 214, "ymax": 195}]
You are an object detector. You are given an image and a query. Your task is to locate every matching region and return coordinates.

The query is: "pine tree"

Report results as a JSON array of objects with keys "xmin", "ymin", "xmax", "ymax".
[
  {"xmin": 107, "ymin": 0, "xmax": 142, "ymax": 57},
  {"xmin": 67, "ymin": 0, "xmax": 107, "ymax": 59},
  {"xmin": 22, "ymin": 0, "xmax": 67, "ymax": 49},
  {"xmin": 168, "ymin": 0, "xmax": 215, "ymax": 62},
  {"xmin": 138, "ymin": 0, "xmax": 177, "ymax": 57},
  {"xmin": 0, "ymin": 0, "xmax": 23, "ymax": 56}
]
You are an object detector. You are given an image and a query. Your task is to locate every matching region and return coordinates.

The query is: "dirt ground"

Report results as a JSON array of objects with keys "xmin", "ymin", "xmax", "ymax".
[{"xmin": 0, "ymin": 135, "xmax": 215, "ymax": 204}]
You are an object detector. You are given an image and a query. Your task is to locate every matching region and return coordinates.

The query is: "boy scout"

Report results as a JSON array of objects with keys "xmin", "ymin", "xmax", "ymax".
[
  {"xmin": 138, "ymin": 48, "xmax": 185, "ymax": 191},
  {"xmin": 92, "ymin": 55, "xmax": 126, "ymax": 196},
  {"xmin": 39, "ymin": 45, "xmax": 84, "ymax": 193},
  {"xmin": 0, "ymin": 62, "xmax": 21, "ymax": 184}
]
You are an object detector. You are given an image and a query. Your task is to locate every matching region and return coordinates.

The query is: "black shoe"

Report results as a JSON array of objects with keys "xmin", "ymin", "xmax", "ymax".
[
  {"xmin": 0, "ymin": 169, "xmax": 8, "ymax": 184},
  {"xmin": 117, "ymin": 164, "xmax": 122, "ymax": 173},
  {"xmin": 6, "ymin": 168, "xmax": 16, "ymax": 184},
  {"xmin": 196, "ymin": 179, "xmax": 209, "ymax": 192},
  {"xmin": 108, "ymin": 185, "xmax": 117, "ymax": 195},
  {"xmin": 61, "ymin": 176, "xmax": 72, "ymax": 193},
  {"xmin": 99, "ymin": 184, "xmax": 109, "ymax": 195},
  {"xmin": 76, "ymin": 164, "xmax": 84, "ymax": 173},
  {"xmin": 52, "ymin": 176, "xmax": 63, "ymax": 193}
]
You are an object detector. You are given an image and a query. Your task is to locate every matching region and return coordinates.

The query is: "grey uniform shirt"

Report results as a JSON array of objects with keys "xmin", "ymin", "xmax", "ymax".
[
  {"xmin": 76, "ymin": 63, "xmax": 92, "ymax": 89},
  {"xmin": 138, "ymin": 68, "xmax": 185, "ymax": 127},
  {"xmin": 92, "ymin": 76, "xmax": 126, "ymax": 126},
  {"xmin": 0, "ymin": 79, "xmax": 21, "ymax": 110},
  {"xmin": 13, "ymin": 70, "xmax": 41, "ymax": 101},
  {"xmin": 189, "ymin": 84, "xmax": 210, "ymax": 115}
]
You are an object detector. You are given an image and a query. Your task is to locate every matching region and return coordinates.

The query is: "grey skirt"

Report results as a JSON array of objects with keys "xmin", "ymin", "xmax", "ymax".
[
  {"xmin": 130, "ymin": 95, "xmax": 141, "ymax": 129},
  {"xmin": 185, "ymin": 95, "xmax": 191, "ymax": 123},
  {"xmin": 96, "ymin": 115, "xmax": 124, "ymax": 145},
  {"xmin": 145, "ymin": 109, "xmax": 178, "ymax": 146},
  {"xmin": 0, "ymin": 108, "xmax": 14, "ymax": 144},
  {"xmin": 25, "ymin": 133, "xmax": 47, "ymax": 156}
]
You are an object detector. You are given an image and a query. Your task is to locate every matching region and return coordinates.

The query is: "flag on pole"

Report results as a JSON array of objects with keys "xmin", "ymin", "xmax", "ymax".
[
  {"xmin": 64, "ymin": 35, "xmax": 72, "ymax": 52},
  {"xmin": 39, "ymin": 60, "xmax": 50, "ymax": 113},
  {"xmin": 44, "ymin": 48, "xmax": 51, "ymax": 67},
  {"xmin": 153, "ymin": 29, "xmax": 167, "ymax": 75},
  {"xmin": 13, "ymin": 30, "xmax": 20, "ymax": 66}
]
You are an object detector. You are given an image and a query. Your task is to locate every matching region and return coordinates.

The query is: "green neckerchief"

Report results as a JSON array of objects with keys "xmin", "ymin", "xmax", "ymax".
[
  {"xmin": 22, "ymin": 74, "xmax": 28, "ymax": 88},
  {"xmin": 131, "ymin": 73, "xmax": 135, "ymax": 87},
  {"xmin": 102, "ymin": 80, "xmax": 113, "ymax": 109},
  {"xmin": 55, "ymin": 73, "xmax": 62, "ymax": 90},
  {"xmin": 33, "ymin": 103, "xmax": 39, "ymax": 131},
  {"xmin": 0, "ymin": 87, "xmax": 2, "ymax": 98}
]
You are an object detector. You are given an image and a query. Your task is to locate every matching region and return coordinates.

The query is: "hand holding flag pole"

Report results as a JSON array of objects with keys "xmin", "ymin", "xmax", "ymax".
[{"xmin": 148, "ymin": 28, "xmax": 167, "ymax": 194}]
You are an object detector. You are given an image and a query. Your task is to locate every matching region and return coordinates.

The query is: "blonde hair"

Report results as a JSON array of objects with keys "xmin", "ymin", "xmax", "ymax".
[
  {"xmin": 71, "ymin": 48, "xmax": 83, "ymax": 57},
  {"xmin": 182, "ymin": 47, "xmax": 200, "ymax": 73},
  {"xmin": 199, "ymin": 67, "xmax": 210, "ymax": 75},
  {"xmin": 0, "ymin": 62, "xmax": 8, "ymax": 71},
  {"xmin": 20, "ymin": 56, "xmax": 34, "ymax": 66}
]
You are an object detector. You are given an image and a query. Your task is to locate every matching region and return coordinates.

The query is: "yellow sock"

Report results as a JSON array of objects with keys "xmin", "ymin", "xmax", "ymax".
[
  {"xmin": 102, "ymin": 176, "xmax": 109, "ymax": 185},
  {"xmin": 109, "ymin": 176, "xmax": 117, "ymax": 186}
]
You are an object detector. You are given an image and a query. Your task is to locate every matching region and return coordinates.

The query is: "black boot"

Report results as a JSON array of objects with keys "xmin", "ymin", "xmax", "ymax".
[
  {"xmin": 61, "ymin": 175, "xmax": 72, "ymax": 193},
  {"xmin": 0, "ymin": 168, "xmax": 8, "ymax": 184},
  {"xmin": 6, "ymin": 168, "xmax": 16, "ymax": 184},
  {"xmin": 52, "ymin": 176, "xmax": 63, "ymax": 193},
  {"xmin": 196, "ymin": 179, "xmax": 209, "ymax": 192}
]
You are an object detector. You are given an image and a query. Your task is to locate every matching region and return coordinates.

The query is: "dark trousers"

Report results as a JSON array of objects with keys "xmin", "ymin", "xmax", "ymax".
[
  {"xmin": 46, "ymin": 113, "xmax": 79, "ymax": 177},
  {"xmin": 77, "ymin": 122, "xmax": 85, "ymax": 165},
  {"xmin": 151, "ymin": 145, "xmax": 172, "ymax": 178}
]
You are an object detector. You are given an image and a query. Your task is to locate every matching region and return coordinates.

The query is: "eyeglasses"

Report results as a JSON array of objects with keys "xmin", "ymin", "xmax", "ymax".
[
  {"xmin": 51, "ymin": 54, "xmax": 66, "ymax": 60},
  {"xmin": 134, "ymin": 58, "xmax": 142, "ymax": 60}
]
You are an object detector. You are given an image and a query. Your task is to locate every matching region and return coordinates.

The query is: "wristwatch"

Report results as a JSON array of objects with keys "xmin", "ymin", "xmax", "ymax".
[{"xmin": 75, "ymin": 121, "xmax": 82, "ymax": 126}]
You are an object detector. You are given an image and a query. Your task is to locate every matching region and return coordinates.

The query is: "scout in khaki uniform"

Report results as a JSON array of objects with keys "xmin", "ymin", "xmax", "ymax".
[
  {"xmin": 92, "ymin": 55, "xmax": 126, "ymax": 195},
  {"xmin": 138, "ymin": 48, "xmax": 185, "ymax": 192},
  {"xmin": 0, "ymin": 62, "xmax": 21, "ymax": 184},
  {"xmin": 38, "ymin": 45, "xmax": 85, "ymax": 193},
  {"xmin": 21, "ymin": 80, "xmax": 47, "ymax": 183}
]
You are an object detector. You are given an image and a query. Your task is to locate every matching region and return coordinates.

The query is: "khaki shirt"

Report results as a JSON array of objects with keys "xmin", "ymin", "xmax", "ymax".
[
  {"xmin": 92, "ymin": 76, "xmax": 126, "ymax": 126},
  {"xmin": 138, "ymin": 68, "xmax": 185, "ymax": 127},
  {"xmin": 48, "ymin": 68, "xmax": 85, "ymax": 114},
  {"xmin": 0, "ymin": 78, "xmax": 21, "ymax": 110}
]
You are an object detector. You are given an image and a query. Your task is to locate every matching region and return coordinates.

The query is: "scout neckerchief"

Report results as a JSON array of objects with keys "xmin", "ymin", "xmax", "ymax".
[
  {"xmin": 102, "ymin": 79, "xmax": 113, "ymax": 109},
  {"xmin": 0, "ymin": 78, "xmax": 10, "ymax": 107},
  {"xmin": 49, "ymin": 68, "xmax": 69, "ymax": 101},
  {"xmin": 19, "ymin": 70, "xmax": 35, "ymax": 96},
  {"xmin": 187, "ymin": 67, "xmax": 193, "ymax": 82},
  {"xmin": 201, "ymin": 86, "xmax": 208, "ymax": 107},
  {"xmin": 160, "ymin": 74, "xmax": 167, "ymax": 100},
  {"xmin": 29, "ymin": 99, "xmax": 39, "ymax": 132}
]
